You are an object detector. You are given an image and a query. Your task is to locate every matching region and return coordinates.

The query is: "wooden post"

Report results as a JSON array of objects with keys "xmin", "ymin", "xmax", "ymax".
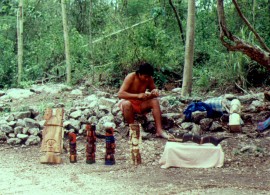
[
  {"xmin": 68, "ymin": 132, "xmax": 77, "ymax": 163},
  {"xmin": 105, "ymin": 127, "xmax": 116, "ymax": 165},
  {"xmin": 229, "ymin": 99, "xmax": 242, "ymax": 133},
  {"xmin": 86, "ymin": 123, "xmax": 96, "ymax": 164},
  {"xmin": 128, "ymin": 124, "xmax": 142, "ymax": 165},
  {"xmin": 40, "ymin": 108, "xmax": 64, "ymax": 164}
]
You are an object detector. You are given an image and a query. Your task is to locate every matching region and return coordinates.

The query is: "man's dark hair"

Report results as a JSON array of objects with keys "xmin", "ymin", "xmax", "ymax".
[{"xmin": 136, "ymin": 62, "xmax": 154, "ymax": 76}]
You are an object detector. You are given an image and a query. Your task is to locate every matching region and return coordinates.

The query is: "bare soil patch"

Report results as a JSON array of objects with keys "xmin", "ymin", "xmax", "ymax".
[{"xmin": 1, "ymin": 134, "xmax": 270, "ymax": 195}]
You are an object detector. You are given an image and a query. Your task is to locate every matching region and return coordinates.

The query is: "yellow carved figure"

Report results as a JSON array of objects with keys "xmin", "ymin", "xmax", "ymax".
[{"xmin": 129, "ymin": 124, "xmax": 142, "ymax": 165}]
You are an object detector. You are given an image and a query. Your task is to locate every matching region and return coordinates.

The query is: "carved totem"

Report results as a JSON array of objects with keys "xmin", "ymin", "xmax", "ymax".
[
  {"xmin": 68, "ymin": 132, "xmax": 77, "ymax": 163},
  {"xmin": 86, "ymin": 124, "xmax": 96, "ymax": 164},
  {"xmin": 40, "ymin": 108, "xmax": 64, "ymax": 164},
  {"xmin": 229, "ymin": 99, "xmax": 242, "ymax": 132},
  {"xmin": 128, "ymin": 124, "xmax": 142, "ymax": 165},
  {"xmin": 105, "ymin": 127, "xmax": 116, "ymax": 165}
]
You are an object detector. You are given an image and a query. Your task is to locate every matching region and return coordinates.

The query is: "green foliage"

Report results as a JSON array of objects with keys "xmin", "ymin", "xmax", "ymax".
[
  {"xmin": 0, "ymin": 0, "xmax": 269, "ymax": 92},
  {"xmin": 0, "ymin": 22, "xmax": 17, "ymax": 88},
  {"xmin": 17, "ymin": 80, "xmax": 35, "ymax": 89}
]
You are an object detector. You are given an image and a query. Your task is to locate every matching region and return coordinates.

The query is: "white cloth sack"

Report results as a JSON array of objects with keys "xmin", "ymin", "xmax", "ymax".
[{"xmin": 159, "ymin": 142, "xmax": 224, "ymax": 169}]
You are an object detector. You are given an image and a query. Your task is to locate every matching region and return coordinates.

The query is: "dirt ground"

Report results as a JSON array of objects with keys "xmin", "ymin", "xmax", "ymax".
[
  {"xmin": 1, "ymin": 85, "xmax": 270, "ymax": 194},
  {"xmin": 1, "ymin": 133, "xmax": 270, "ymax": 195}
]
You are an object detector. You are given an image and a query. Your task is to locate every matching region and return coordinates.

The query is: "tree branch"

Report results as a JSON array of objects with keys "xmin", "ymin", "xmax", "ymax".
[
  {"xmin": 232, "ymin": 0, "xmax": 270, "ymax": 52},
  {"xmin": 169, "ymin": 0, "xmax": 185, "ymax": 46},
  {"xmin": 217, "ymin": 0, "xmax": 270, "ymax": 68}
]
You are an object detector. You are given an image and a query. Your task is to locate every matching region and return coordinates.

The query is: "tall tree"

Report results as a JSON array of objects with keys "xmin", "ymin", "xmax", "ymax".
[
  {"xmin": 17, "ymin": 0, "xmax": 24, "ymax": 84},
  {"xmin": 181, "ymin": 0, "xmax": 195, "ymax": 97},
  {"xmin": 61, "ymin": 0, "xmax": 71, "ymax": 84}
]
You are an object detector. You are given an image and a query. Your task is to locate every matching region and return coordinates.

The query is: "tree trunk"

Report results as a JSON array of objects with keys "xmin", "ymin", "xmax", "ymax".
[
  {"xmin": 181, "ymin": 0, "xmax": 195, "ymax": 97},
  {"xmin": 17, "ymin": 0, "xmax": 24, "ymax": 84},
  {"xmin": 61, "ymin": 0, "xmax": 71, "ymax": 84}
]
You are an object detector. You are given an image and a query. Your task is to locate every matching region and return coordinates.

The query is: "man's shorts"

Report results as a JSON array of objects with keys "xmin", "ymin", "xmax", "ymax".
[{"xmin": 119, "ymin": 99, "xmax": 144, "ymax": 114}]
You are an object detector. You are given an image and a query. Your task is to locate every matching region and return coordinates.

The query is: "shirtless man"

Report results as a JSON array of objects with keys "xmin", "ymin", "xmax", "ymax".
[{"xmin": 118, "ymin": 62, "xmax": 171, "ymax": 139}]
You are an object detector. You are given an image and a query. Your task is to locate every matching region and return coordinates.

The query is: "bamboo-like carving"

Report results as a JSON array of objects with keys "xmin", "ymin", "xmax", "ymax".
[
  {"xmin": 86, "ymin": 124, "xmax": 96, "ymax": 164},
  {"xmin": 128, "ymin": 124, "xmax": 142, "ymax": 165},
  {"xmin": 105, "ymin": 127, "xmax": 116, "ymax": 165}
]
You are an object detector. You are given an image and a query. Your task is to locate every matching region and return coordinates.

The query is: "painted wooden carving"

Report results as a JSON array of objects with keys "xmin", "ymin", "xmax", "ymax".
[
  {"xmin": 229, "ymin": 99, "xmax": 242, "ymax": 132},
  {"xmin": 69, "ymin": 132, "xmax": 77, "ymax": 163},
  {"xmin": 105, "ymin": 127, "xmax": 116, "ymax": 165},
  {"xmin": 40, "ymin": 108, "xmax": 64, "ymax": 164},
  {"xmin": 86, "ymin": 123, "xmax": 97, "ymax": 164},
  {"xmin": 128, "ymin": 124, "xmax": 142, "ymax": 165}
]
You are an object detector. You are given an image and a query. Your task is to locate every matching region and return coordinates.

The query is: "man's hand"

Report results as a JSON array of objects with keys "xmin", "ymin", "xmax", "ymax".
[
  {"xmin": 150, "ymin": 89, "xmax": 159, "ymax": 97},
  {"xmin": 138, "ymin": 93, "xmax": 149, "ymax": 100},
  {"xmin": 138, "ymin": 90, "xmax": 159, "ymax": 100}
]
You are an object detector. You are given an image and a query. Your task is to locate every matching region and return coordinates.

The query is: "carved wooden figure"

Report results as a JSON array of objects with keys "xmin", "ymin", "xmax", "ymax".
[
  {"xmin": 128, "ymin": 124, "xmax": 142, "ymax": 165},
  {"xmin": 229, "ymin": 99, "xmax": 242, "ymax": 132},
  {"xmin": 68, "ymin": 132, "xmax": 77, "ymax": 163},
  {"xmin": 105, "ymin": 127, "xmax": 116, "ymax": 165},
  {"xmin": 40, "ymin": 108, "xmax": 64, "ymax": 164},
  {"xmin": 86, "ymin": 124, "xmax": 96, "ymax": 164}
]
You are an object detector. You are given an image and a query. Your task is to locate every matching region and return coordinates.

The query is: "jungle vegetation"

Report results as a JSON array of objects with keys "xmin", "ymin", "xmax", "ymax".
[{"xmin": 0, "ymin": 0, "xmax": 270, "ymax": 94}]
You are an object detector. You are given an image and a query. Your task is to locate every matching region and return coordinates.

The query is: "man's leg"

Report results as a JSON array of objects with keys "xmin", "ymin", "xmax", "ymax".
[
  {"xmin": 141, "ymin": 99, "xmax": 174, "ymax": 139},
  {"xmin": 121, "ymin": 100, "xmax": 135, "ymax": 124},
  {"xmin": 141, "ymin": 98, "xmax": 163, "ymax": 135}
]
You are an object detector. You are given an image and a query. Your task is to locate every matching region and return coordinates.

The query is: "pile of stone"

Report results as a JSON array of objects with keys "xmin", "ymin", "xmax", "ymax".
[{"xmin": 0, "ymin": 84, "xmax": 269, "ymax": 146}]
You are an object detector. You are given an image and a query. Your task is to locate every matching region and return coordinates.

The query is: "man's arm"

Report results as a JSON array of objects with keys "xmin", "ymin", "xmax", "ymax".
[{"xmin": 148, "ymin": 78, "xmax": 159, "ymax": 98}]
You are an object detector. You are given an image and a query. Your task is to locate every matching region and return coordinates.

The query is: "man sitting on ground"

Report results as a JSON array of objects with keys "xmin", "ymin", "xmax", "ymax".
[{"xmin": 118, "ymin": 61, "xmax": 172, "ymax": 139}]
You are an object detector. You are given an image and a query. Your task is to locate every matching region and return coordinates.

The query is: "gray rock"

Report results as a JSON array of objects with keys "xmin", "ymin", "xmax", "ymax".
[
  {"xmin": 99, "ymin": 97, "xmax": 117, "ymax": 108},
  {"xmin": 192, "ymin": 111, "xmax": 207, "ymax": 124},
  {"xmin": 5, "ymin": 88, "xmax": 33, "ymax": 99},
  {"xmin": 7, "ymin": 138, "xmax": 21, "ymax": 145},
  {"xmin": 70, "ymin": 110, "xmax": 82, "ymax": 119},
  {"xmin": 88, "ymin": 116, "xmax": 98, "ymax": 125},
  {"xmin": 6, "ymin": 114, "xmax": 15, "ymax": 122},
  {"xmin": 8, "ymin": 121, "xmax": 16, "ymax": 128},
  {"xmin": 96, "ymin": 115, "xmax": 115, "ymax": 132},
  {"xmin": 66, "ymin": 119, "xmax": 81, "ymax": 131},
  {"xmin": 0, "ymin": 130, "xmax": 7, "ymax": 140},
  {"xmin": 22, "ymin": 127, "xmax": 29, "ymax": 134},
  {"xmin": 191, "ymin": 124, "xmax": 201, "ymax": 134},
  {"xmin": 24, "ymin": 118, "xmax": 40, "ymax": 128},
  {"xmin": 16, "ymin": 119, "xmax": 26, "ymax": 127},
  {"xmin": 209, "ymin": 121, "xmax": 223, "ymax": 132},
  {"xmin": 25, "ymin": 135, "xmax": 41, "ymax": 145},
  {"xmin": 181, "ymin": 122, "xmax": 193, "ymax": 130},
  {"xmin": 8, "ymin": 133, "xmax": 16, "ymax": 138},
  {"xmin": 28, "ymin": 128, "xmax": 40, "ymax": 136},
  {"xmin": 17, "ymin": 133, "xmax": 29, "ymax": 140},
  {"xmin": 14, "ymin": 111, "xmax": 31, "ymax": 120},
  {"xmin": 200, "ymin": 118, "xmax": 213, "ymax": 131},
  {"xmin": 14, "ymin": 126, "xmax": 23, "ymax": 135},
  {"xmin": 0, "ymin": 124, "xmax": 13, "ymax": 133}
]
